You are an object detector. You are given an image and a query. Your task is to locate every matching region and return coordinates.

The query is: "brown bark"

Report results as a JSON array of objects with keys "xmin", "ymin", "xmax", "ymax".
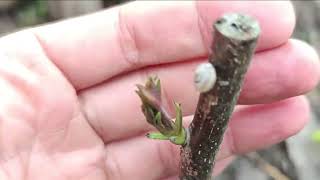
[{"xmin": 180, "ymin": 13, "xmax": 260, "ymax": 180}]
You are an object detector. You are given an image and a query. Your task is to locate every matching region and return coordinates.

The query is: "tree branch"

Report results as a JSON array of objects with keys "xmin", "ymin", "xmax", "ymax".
[{"xmin": 179, "ymin": 13, "xmax": 260, "ymax": 180}]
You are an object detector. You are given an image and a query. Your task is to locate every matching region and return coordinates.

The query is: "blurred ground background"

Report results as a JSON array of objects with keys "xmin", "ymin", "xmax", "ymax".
[{"xmin": 0, "ymin": 1, "xmax": 319, "ymax": 180}]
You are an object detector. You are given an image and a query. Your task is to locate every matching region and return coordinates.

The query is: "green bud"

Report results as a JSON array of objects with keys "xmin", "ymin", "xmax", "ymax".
[{"xmin": 136, "ymin": 76, "xmax": 187, "ymax": 146}]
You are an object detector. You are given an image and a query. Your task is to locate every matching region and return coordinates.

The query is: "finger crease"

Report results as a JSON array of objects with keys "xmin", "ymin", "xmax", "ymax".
[
  {"xmin": 118, "ymin": 6, "xmax": 142, "ymax": 69},
  {"xmin": 78, "ymin": 94, "xmax": 106, "ymax": 142},
  {"xmin": 157, "ymin": 142, "xmax": 179, "ymax": 179},
  {"xmin": 226, "ymin": 125, "xmax": 238, "ymax": 156},
  {"xmin": 29, "ymin": 29, "xmax": 74, "ymax": 87},
  {"xmin": 195, "ymin": 1, "xmax": 210, "ymax": 54},
  {"xmin": 105, "ymin": 146, "xmax": 122, "ymax": 180}
]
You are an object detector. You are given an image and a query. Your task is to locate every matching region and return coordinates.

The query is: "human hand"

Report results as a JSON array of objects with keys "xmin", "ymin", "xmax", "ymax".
[{"xmin": 0, "ymin": 1, "xmax": 319, "ymax": 180}]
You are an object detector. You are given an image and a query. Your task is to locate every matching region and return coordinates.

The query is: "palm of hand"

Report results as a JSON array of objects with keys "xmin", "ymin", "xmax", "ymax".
[{"xmin": 0, "ymin": 48, "xmax": 105, "ymax": 179}]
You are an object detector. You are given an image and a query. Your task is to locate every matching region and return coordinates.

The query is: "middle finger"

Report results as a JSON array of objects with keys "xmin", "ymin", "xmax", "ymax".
[{"xmin": 79, "ymin": 39, "xmax": 319, "ymax": 143}]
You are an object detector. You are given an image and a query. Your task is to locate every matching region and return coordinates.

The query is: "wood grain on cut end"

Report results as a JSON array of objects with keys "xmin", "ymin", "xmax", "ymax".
[{"xmin": 215, "ymin": 13, "xmax": 260, "ymax": 41}]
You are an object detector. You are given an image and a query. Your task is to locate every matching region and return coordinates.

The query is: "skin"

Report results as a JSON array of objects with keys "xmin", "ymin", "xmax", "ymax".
[{"xmin": 0, "ymin": 1, "xmax": 319, "ymax": 180}]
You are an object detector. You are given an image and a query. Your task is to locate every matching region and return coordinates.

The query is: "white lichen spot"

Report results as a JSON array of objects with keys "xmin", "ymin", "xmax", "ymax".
[
  {"xmin": 210, "ymin": 96, "xmax": 218, "ymax": 107},
  {"xmin": 218, "ymin": 80, "xmax": 230, "ymax": 86},
  {"xmin": 204, "ymin": 158, "xmax": 207, "ymax": 163},
  {"xmin": 211, "ymin": 101, "xmax": 217, "ymax": 106},
  {"xmin": 210, "ymin": 128, "xmax": 214, "ymax": 134},
  {"xmin": 233, "ymin": 57, "xmax": 241, "ymax": 64},
  {"xmin": 198, "ymin": 150, "xmax": 201, "ymax": 155},
  {"xmin": 194, "ymin": 63, "xmax": 217, "ymax": 93}
]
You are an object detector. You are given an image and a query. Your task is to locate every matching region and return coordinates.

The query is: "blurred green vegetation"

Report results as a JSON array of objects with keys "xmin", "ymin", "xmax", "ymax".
[
  {"xmin": 15, "ymin": 0, "xmax": 49, "ymax": 26},
  {"xmin": 312, "ymin": 130, "xmax": 320, "ymax": 143},
  {"xmin": 12, "ymin": 0, "xmax": 131, "ymax": 27}
]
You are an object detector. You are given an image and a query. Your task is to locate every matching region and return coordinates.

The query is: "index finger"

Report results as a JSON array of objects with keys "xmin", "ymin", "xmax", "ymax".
[{"xmin": 32, "ymin": 1, "xmax": 295, "ymax": 89}]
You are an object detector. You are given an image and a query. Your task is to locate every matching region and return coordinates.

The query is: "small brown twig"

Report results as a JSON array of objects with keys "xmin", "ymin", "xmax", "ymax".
[
  {"xmin": 136, "ymin": 13, "xmax": 260, "ymax": 180},
  {"xmin": 179, "ymin": 13, "xmax": 260, "ymax": 180}
]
